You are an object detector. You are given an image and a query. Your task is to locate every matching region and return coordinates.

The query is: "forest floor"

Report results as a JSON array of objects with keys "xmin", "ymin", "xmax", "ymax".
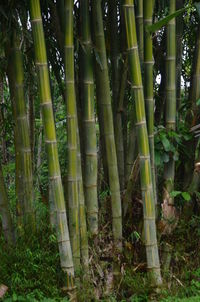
[{"xmin": 0, "ymin": 200, "xmax": 200, "ymax": 302}]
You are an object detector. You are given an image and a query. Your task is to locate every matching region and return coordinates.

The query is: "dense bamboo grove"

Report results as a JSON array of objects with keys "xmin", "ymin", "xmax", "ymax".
[{"xmin": 1, "ymin": 0, "xmax": 200, "ymax": 301}]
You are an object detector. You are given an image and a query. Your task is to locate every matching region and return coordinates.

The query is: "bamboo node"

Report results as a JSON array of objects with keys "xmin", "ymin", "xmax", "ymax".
[
  {"xmin": 166, "ymin": 56, "xmax": 176, "ymax": 61},
  {"xmin": 45, "ymin": 140, "xmax": 57, "ymax": 144},
  {"xmin": 144, "ymin": 18, "xmax": 152, "ymax": 23},
  {"xmin": 67, "ymin": 114, "xmax": 76, "ymax": 119},
  {"xmin": 145, "ymin": 242, "xmax": 158, "ymax": 247},
  {"xmin": 83, "ymin": 80, "xmax": 94, "ymax": 84},
  {"xmin": 35, "ymin": 62, "xmax": 48, "ymax": 67},
  {"xmin": 64, "ymin": 45, "xmax": 74, "ymax": 49},
  {"xmin": 85, "ymin": 152, "xmax": 97, "ymax": 157},
  {"xmin": 135, "ymin": 120, "xmax": 146, "ymax": 126},
  {"xmin": 40, "ymin": 101, "xmax": 52, "ymax": 106},
  {"xmin": 84, "ymin": 184, "xmax": 97, "ymax": 188},
  {"xmin": 139, "ymin": 155, "xmax": 150, "ymax": 159},
  {"xmin": 49, "ymin": 175, "xmax": 61, "ymax": 180},
  {"xmin": 141, "ymin": 184, "xmax": 153, "ymax": 191},
  {"xmin": 31, "ymin": 18, "xmax": 42, "ymax": 23},
  {"xmin": 66, "ymin": 80, "xmax": 75, "ymax": 84},
  {"xmin": 131, "ymin": 85, "xmax": 143, "ymax": 89},
  {"xmin": 144, "ymin": 60, "xmax": 154, "ymax": 64},
  {"xmin": 123, "ymin": 4, "xmax": 134, "ymax": 8},
  {"xmin": 21, "ymin": 148, "xmax": 31, "ymax": 153},
  {"xmin": 143, "ymin": 216, "xmax": 156, "ymax": 220},
  {"xmin": 145, "ymin": 98, "xmax": 153, "ymax": 102},
  {"xmin": 16, "ymin": 116, "xmax": 27, "ymax": 121},
  {"xmin": 127, "ymin": 45, "xmax": 138, "ymax": 51},
  {"xmin": 83, "ymin": 119, "xmax": 95, "ymax": 123},
  {"xmin": 15, "ymin": 83, "xmax": 24, "ymax": 88}
]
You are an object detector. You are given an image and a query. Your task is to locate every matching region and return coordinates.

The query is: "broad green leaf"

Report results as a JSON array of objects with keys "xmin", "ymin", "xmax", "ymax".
[
  {"xmin": 146, "ymin": 7, "xmax": 185, "ymax": 34},
  {"xmin": 196, "ymin": 98, "xmax": 200, "ymax": 106},
  {"xmin": 161, "ymin": 136, "xmax": 171, "ymax": 152},
  {"xmin": 173, "ymin": 151, "xmax": 179, "ymax": 161},
  {"xmin": 170, "ymin": 191, "xmax": 181, "ymax": 198},
  {"xmin": 162, "ymin": 153, "xmax": 169, "ymax": 163},
  {"xmin": 194, "ymin": 2, "xmax": 200, "ymax": 17},
  {"xmin": 181, "ymin": 192, "xmax": 191, "ymax": 201},
  {"xmin": 155, "ymin": 151, "xmax": 161, "ymax": 166}
]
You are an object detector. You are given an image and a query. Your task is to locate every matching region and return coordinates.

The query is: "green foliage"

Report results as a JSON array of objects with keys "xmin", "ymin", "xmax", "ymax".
[
  {"xmin": 0, "ymin": 227, "xmax": 66, "ymax": 301},
  {"xmin": 146, "ymin": 7, "xmax": 186, "ymax": 34},
  {"xmin": 119, "ymin": 270, "xmax": 150, "ymax": 301},
  {"xmin": 155, "ymin": 126, "xmax": 192, "ymax": 167},
  {"xmin": 170, "ymin": 190, "xmax": 191, "ymax": 203}
]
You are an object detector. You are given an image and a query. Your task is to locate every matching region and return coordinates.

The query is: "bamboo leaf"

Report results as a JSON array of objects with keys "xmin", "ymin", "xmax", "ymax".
[
  {"xmin": 155, "ymin": 151, "xmax": 161, "ymax": 166},
  {"xmin": 146, "ymin": 7, "xmax": 185, "ymax": 33},
  {"xmin": 173, "ymin": 151, "xmax": 179, "ymax": 161},
  {"xmin": 94, "ymin": 48, "xmax": 103, "ymax": 71},
  {"xmin": 170, "ymin": 190, "xmax": 181, "ymax": 198},
  {"xmin": 196, "ymin": 98, "xmax": 200, "ymax": 106},
  {"xmin": 161, "ymin": 136, "xmax": 171, "ymax": 152},
  {"xmin": 181, "ymin": 192, "xmax": 191, "ymax": 201},
  {"xmin": 162, "ymin": 153, "xmax": 169, "ymax": 163}
]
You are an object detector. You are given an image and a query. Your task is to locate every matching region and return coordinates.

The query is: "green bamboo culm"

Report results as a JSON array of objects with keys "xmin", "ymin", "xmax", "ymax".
[
  {"xmin": 123, "ymin": 0, "xmax": 162, "ymax": 286},
  {"xmin": 143, "ymin": 0, "xmax": 157, "ymax": 208},
  {"xmin": 80, "ymin": 0, "xmax": 98, "ymax": 236},
  {"xmin": 0, "ymin": 163, "xmax": 15, "ymax": 244},
  {"xmin": 109, "ymin": 0, "xmax": 125, "ymax": 191},
  {"xmin": 64, "ymin": 0, "xmax": 80, "ymax": 272},
  {"xmin": 163, "ymin": 0, "xmax": 176, "ymax": 206},
  {"xmin": 29, "ymin": 0, "xmax": 75, "ymax": 294},
  {"xmin": 136, "ymin": 0, "xmax": 144, "ymax": 65},
  {"xmin": 13, "ymin": 43, "xmax": 35, "ymax": 229},
  {"xmin": 92, "ymin": 0, "xmax": 122, "ymax": 250},
  {"xmin": 77, "ymin": 132, "xmax": 89, "ymax": 269},
  {"xmin": 5, "ymin": 45, "xmax": 24, "ymax": 231}
]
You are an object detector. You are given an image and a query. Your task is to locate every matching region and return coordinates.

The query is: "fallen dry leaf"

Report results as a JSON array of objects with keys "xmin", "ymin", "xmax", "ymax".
[{"xmin": 0, "ymin": 284, "xmax": 8, "ymax": 298}]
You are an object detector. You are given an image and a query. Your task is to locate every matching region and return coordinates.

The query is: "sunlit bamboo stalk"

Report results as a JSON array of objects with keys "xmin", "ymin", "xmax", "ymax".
[
  {"xmin": 30, "ymin": 0, "xmax": 75, "ymax": 294},
  {"xmin": 64, "ymin": 0, "xmax": 80, "ymax": 272},
  {"xmin": 123, "ymin": 0, "xmax": 162, "ymax": 286},
  {"xmin": 80, "ymin": 0, "xmax": 98, "ymax": 236}
]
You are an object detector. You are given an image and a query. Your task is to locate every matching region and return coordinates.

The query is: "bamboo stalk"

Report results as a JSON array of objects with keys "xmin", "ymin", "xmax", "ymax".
[
  {"xmin": 163, "ymin": 0, "xmax": 176, "ymax": 206},
  {"xmin": 77, "ymin": 131, "xmax": 89, "ymax": 269},
  {"xmin": 80, "ymin": 0, "xmax": 98, "ymax": 236},
  {"xmin": 13, "ymin": 43, "xmax": 35, "ymax": 229},
  {"xmin": 144, "ymin": 0, "xmax": 157, "ymax": 208},
  {"xmin": 176, "ymin": 0, "xmax": 183, "ymax": 110},
  {"xmin": 92, "ymin": 0, "xmax": 122, "ymax": 250},
  {"xmin": 30, "ymin": 0, "xmax": 75, "ymax": 293},
  {"xmin": 123, "ymin": 0, "xmax": 162, "ymax": 286},
  {"xmin": 64, "ymin": 0, "xmax": 80, "ymax": 272},
  {"xmin": 135, "ymin": 0, "xmax": 144, "ymax": 65},
  {"xmin": 0, "ymin": 163, "xmax": 15, "ymax": 244},
  {"xmin": 109, "ymin": 0, "xmax": 125, "ymax": 191},
  {"xmin": 5, "ymin": 45, "xmax": 24, "ymax": 231},
  {"xmin": 126, "ymin": 103, "xmax": 137, "ymax": 184}
]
